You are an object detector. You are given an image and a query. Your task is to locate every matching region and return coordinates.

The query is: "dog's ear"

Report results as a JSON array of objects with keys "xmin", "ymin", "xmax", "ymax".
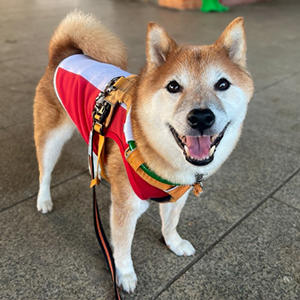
[
  {"xmin": 146, "ymin": 23, "xmax": 177, "ymax": 67},
  {"xmin": 216, "ymin": 17, "xmax": 247, "ymax": 67}
]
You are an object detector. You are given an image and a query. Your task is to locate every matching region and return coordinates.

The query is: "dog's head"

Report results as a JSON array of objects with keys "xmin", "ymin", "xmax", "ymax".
[{"xmin": 134, "ymin": 18, "xmax": 254, "ymax": 182}]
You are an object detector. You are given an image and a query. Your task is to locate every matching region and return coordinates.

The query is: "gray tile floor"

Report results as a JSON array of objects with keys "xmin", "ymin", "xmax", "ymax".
[{"xmin": 0, "ymin": 0, "xmax": 299, "ymax": 299}]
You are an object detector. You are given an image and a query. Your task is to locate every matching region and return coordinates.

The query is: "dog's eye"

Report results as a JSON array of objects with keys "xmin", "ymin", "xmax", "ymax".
[
  {"xmin": 166, "ymin": 80, "xmax": 182, "ymax": 93},
  {"xmin": 214, "ymin": 78, "xmax": 231, "ymax": 91}
]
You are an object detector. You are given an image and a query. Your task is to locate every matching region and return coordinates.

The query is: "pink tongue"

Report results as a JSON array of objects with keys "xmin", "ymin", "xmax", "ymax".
[{"xmin": 185, "ymin": 136, "xmax": 211, "ymax": 160}]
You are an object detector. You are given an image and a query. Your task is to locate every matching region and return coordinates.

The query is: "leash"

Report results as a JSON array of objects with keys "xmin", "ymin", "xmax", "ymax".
[
  {"xmin": 91, "ymin": 144, "xmax": 121, "ymax": 300},
  {"xmin": 88, "ymin": 76, "xmax": 203, "ymax": 299},
  {"xmin": 89, "ymin": 77, "xmax": 125, "ymax": 300},
  {"xmin": 89, "ymin": 76, "xmax": 138, "ymax": 300}
]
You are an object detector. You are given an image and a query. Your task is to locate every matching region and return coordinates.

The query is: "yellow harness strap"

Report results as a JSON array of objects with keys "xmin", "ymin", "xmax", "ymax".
[
  {"xmin": 126, "ymin": 148, "xmax": 174, "ymax": 190},
  {"xmin": 90, "ymin": 76, "xmax": 137, "ymax": 187},
  {"xmin": 90, "ymin": 75, "xmax": 203, "ymax": 201},
  {"xmin": 105, "ymin": 75, "xmax": 137, "ymax": 109},
  {"xmin": 193, "ymin": 183, "xmax": 203, "ymax": 196},
  {"xmin": 126, "ymin": 147, "xmax": 202, "ymax": 202}
]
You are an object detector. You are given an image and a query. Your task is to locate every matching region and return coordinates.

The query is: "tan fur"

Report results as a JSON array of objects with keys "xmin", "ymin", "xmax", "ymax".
[
  {"xmin": 215, "ymin": 17, "xmax": 247, "ymax": 67},
  {"xmin": 34, "ymin": 10, "xmax": 127, "ymax": 180},
  {"xmin": 34, "ymin": 13, "xmax": 136, "ymax": 288},
  {"xmin": 132, "ymin": 19, "xmax": 253, "ymax": 183},
  {"xmin": 48, "ymin": 10, "xmax": 127, "ymax": 69},
  {"xmin": 34, "ymin": 12, "xmax": 254, "ymax": 293}
]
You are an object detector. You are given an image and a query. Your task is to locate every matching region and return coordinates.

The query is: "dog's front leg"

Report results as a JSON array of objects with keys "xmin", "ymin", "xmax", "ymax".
[
  {"xmin": 110, "ymin": 190, "xmax": 149, "ymax": 293},
  {"xmin": 160, "ymin": 191, "xmax": 195, "ymax": 256}
]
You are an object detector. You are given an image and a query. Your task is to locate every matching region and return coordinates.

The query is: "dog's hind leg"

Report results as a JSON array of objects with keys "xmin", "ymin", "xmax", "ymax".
[
  {"xmin": 34, "ymin": 87, "xmax": 75, "ymax": 215},
  {"xmin": 35, "ymin": 120, "xmax": 75, "ymax": 213},
  {"xmin": 36, "ymin": 121, "xmax": 75, "ymax": 213},
  {"xmin": 34, "ymin": 72, "xmax": 76, "ymax": 214},
  {"xmin": 159, "ymin": 191, "xmax": 195, "ymax": 256}
]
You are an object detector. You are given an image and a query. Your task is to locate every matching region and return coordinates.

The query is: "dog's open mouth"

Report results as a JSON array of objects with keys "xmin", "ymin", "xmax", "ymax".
[{"xmin": 169, "ymin": 123, "xmax": 229, "ymax": 166}]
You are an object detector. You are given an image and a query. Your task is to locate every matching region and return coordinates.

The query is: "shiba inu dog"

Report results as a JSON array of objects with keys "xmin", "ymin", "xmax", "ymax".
[{"xmin": 34, "ymin": 11, "xmax": 254, "ymax": 293}]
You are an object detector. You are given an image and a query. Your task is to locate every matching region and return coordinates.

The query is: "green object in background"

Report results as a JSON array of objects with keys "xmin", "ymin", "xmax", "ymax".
[{"xmin": 201, "ymin": 0, "xmax": 229, "ymax": 12}]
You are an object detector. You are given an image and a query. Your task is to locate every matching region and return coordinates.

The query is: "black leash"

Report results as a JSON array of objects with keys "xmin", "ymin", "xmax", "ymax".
[{"xmin": 90, "ymin": 129, "xmax": 122, "ymax": 300}]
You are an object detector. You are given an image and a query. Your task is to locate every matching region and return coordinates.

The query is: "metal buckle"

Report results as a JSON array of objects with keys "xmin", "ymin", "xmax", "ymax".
[
  {"xmin": 92, "ymin": 76, "xmax": 122, "ymax": 135},
  {"xmin": 94, "ymin": 76, "xmax": 122, "ymax": 110},
  {"xmin": 104, "ymin": 76, "xmax": 121, "ymax": 95},
  {"xmin": 195, "ymin": 173, "xmax": 203, "ymax": 187},
  {"xmin": 93, "ymin": 101, "xmax": 111, "ymax": 135}
]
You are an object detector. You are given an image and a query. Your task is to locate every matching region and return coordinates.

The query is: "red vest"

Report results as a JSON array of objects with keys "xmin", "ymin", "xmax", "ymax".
[{"xmin": 54, "ymin": 54, "xmax": 169, "ymax": 200}]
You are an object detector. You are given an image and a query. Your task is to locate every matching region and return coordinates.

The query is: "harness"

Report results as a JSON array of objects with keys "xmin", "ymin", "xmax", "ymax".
[
  {"xmin": 89, "ymin": 75, "xmax": 203, "ymax": 202},
  {"xmin": 54, "ymin": 54, "xmax": 203, "ymax": 299},
  {"xmin": 89, "ymin": 76, "xmax": 203, "ymax": 300}
]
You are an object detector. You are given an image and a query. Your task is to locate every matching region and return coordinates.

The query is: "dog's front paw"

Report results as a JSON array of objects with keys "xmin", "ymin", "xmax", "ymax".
[
  {"xmin": 166, "ymin": 237, "xmax": 196, "ymax": 256},
  {"xmin": 116, "ymin": 270, "xmax": 137, "ymax": 293},
  {"xmin": 37, "ymin": 198, "xmax": 53, "ymax": 214}
]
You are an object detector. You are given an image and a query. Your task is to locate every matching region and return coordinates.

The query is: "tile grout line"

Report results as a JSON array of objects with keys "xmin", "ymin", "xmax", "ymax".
[
  {"xmin": 0, "ymin": 170, "xmax": 89, "ymax": 214},
  {"xmin": 1, "ymin": 62, "xmax": 300, "ymax": 94},
  {"xmin": 244, "ymin": 127, "xmax": 300, "ymax": 155},
  {"xmin": 0, "ymin": 77, "xmax": 42, "ymax": 90},
  {"xmin": 145, "ymin": 210, "xmax": 161, "ymax": 225},
  {"xmin": 0, "ymin": 120, "xmax": 30, "ymax": 131},
  {"xmin": 1, "ymin": 166, "xmax": 299, "ymax": 296},
  {"xmin": 153, "ymin": 167, "xmax": 300, "ymax": 299},
  {"xmin": 254, "ymin": 70, "xmax": 300, "ymax": 95},
  {"xmin": 272, "ymin": 196, "xmax": 300, "ymax": 213}
]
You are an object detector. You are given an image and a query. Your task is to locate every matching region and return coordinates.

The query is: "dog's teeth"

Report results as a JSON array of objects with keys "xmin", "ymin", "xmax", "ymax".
[
  {"xmin": 184, "ymin": 145, "xmax": 189, "ymax": 153},
  {"xmin": 209, "ymin": 145, "xmax": 216, "ymax": 156}
]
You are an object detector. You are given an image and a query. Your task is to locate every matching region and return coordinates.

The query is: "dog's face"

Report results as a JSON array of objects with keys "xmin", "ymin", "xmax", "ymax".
[{"xmin": 135, "ymin": 18, "xmax": 254, "ymax": 182}]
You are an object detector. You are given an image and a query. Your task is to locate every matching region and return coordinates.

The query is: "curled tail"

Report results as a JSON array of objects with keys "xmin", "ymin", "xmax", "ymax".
[{"xmin": 48, "ymin": 10, "xmax": 127, "ymax": 69}]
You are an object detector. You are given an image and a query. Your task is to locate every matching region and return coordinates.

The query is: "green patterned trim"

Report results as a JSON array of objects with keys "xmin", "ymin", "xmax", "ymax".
[{"xmin": 128, "ymin": 141, "xmax": 179, "ymax": 186}]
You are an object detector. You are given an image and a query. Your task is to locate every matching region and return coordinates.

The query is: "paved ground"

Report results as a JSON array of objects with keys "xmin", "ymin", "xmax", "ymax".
[{"xmin": 0, "ymin": 0, "xmax": 299, "ymax": 299}]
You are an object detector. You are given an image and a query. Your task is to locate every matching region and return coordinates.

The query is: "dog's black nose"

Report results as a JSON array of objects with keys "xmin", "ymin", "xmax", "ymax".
[{"xmin": 187, "ymin": 109, "xmax": 215, "ymax": 131}]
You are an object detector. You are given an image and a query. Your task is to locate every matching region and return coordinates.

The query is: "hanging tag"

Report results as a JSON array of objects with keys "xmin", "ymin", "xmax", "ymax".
[{"xmin": 193, "ymin": 183, "xmax": 203, "ymax": 197}]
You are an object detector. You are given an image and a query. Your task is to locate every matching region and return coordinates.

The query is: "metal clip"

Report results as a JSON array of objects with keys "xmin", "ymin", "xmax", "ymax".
[
  {"xmin": 195, "ymin": 173, "xmax": 203, "ymax": 187},
  {"xmin": 104, "ymin": 76, "xmax": 121, "ymax": 94},
  {"xmin": 93, "ymin": 101, "xmax": 111, "ymax": 134},
  {"xmin": 92, "ymin": 76, "xmax": 123, "ymax": 135}
]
